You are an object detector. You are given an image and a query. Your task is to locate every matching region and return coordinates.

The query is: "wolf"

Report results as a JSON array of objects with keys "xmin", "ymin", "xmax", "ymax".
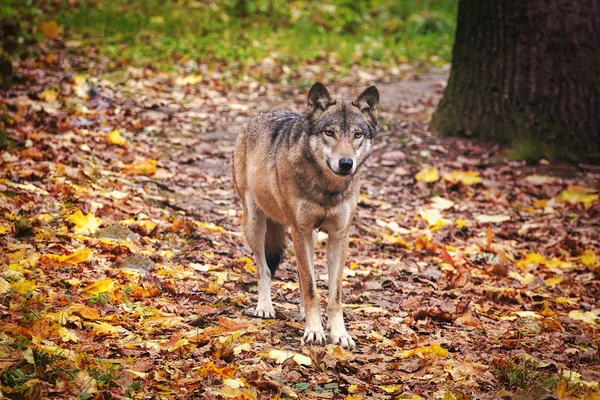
[{"xmin": 232, "ymin": 82, "xmax": 379, "ymax": 349}]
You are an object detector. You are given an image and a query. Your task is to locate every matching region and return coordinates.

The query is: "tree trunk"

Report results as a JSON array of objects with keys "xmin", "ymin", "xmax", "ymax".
[{"xmin": 431, "ymin": 0, "xmax": 600, "ymax": 163}]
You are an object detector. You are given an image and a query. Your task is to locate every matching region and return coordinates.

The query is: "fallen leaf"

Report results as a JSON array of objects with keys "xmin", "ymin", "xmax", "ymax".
[
  {"xmin": 581, "ymin": 249, "xmax": 597, "ymax": 267},
  {"xmin": 81, "ymin": 279, "xmax": 115, "ymax": 296},
  {"xmin": 68, "ymin": 210, "xmax": 101, "ymax": 234},
  {"xmin": 568, "ymin": 310, "xmax": 597, "ymax": 325},
  {"xmin": 107, "ymin": 129, "xmax": 127, "ymax": 146},
  {"xmin": 419, "ymin": 208, "xmax": 451, "ymax": 231},
  {"xmin": 415, "ymin": 167, "xmax": 440, "ymax": 183},
  {"xmin": 430, "ymin": 196, "xmax": 454, "ymax": 210},
  {"xmin": 525, "ymin": 175, "xmax": 556, "ymax": 185},
  {"xmin": 400, "ymin": 344, "xmax": 448, "ymax": 359},
  {"xmin": 268, "ymin": 349, "xmax": 311, "ymax": 367},
  {"xmin": 39, "ymin": 21, "xmax": 59, "ymax": 39},
  {"xmin": 442, "ymin": 170, "xmax": 482, "ymax": 185},
  {"xmin": 44, "ymin": 248, "xmax": 93, "ymax": 265},
  {"xmin": 475, "ymin": 214, "xmax": 510, "ymax": 223},
  {"xmin": 555, "ymin": 185, "xmax": 598, "ymax": 208}
]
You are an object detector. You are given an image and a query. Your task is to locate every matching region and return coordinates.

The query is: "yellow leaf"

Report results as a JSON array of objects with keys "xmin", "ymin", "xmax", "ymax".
[
  {"xmin": 85, "ymin": 321, "xmax": 128, "ymax": 337},
  {"xmin": 11, "ymin": 280, "xmax": 37, "ymax": 294},
  {"xmin": 430, "ymin": 196, "xmax": 454, "ymax": 210},
  {"xmin": 233, "ymin": 343, "xmax": 251, "ymax": 355},
  {"xmin": 175, "ymin": 74, "xmax": 204, "ymax": 85},
  {"xmin": 475, "ymin": 214, "xmax": 510, "ymax": 223},
  {"xmin": 223, "ymin": 378, "xmax": 245, "ymax": 389},
  {"xmin": 106, "ymin": 129, "xmax": 127, "ymax": 146},
  {"xmin": 67, "ymin": 210, "xmax": 101, "ymax": 235},
  {"xmin": 517, "ymin": 252, "xmax": 546, "ymax": 268},
  {"xmin": 419, "ymin": 208, "xmax": 451, "ymax": 231},
  {"xmin": 415, "ymin": 167, "xmax": 439, "ymax": 183},
  {"xmin": 544, "ymin": 276, "xmax": 563, "ymax": 286},
  {"xmin": 197, "ymin": 221, "xmax": 225, "ymax": 232},
  {"xmin": 379, "ymin": 385, "xmax": 402, "ymax": 394},
  {"xmin": 130, "ymin": 158, "xmax": 157, "ymax": 176},
  {"xmin": 534, "ymin": 199, "xmax": 547, "ymax": 208},
  {"xmin": 581, "ymin": 249, "xmax": 597, "ymax": 267},
  {"xmin": 400, "ymin": 344, "xmax": 448, "ymax": 359},
  {"xmin": 0, "ymin": 277, "xmax": 10, "ymax": 295},
  {"xmin": 515, "ymin": 311, "xmax": 542, "ymax": 319},
  {"xmin": 0, "ymin": 225, "xmax": 9, "ymax": 235},
  {"xmin": 81, "ymin": 279, "xmax": 115, "ymax": 296},
  {"xmin": 443, "ymin": 392, "xmax": 457, "ymax": 400},
  {"xmin": 38, "ymin": 88, "xmax": 58, "ymax": 102},
  {"xmin": 348, "ymin": 384, "xmax": 360, "ymax": 394},
  {"xmin": 509, "ymin": 271, "xmax": 536, "ymax": 285},
  {"xmin": 58, "ymin": 327, "xmax": 79, "ymax": 343},
  {"xmin": 40, "ymin": 20, "xmax": 59, "ymax": 38},
  {"xmin": 46, "ymin": 248, "xmax": 92, "ymax": 265},
  {"xmin": 382, "ymin": 234, "xmax": 413, "ymax": 249},
  {"xmin": 556, "ymin": 185, "xmax": 599, "ymax": 209},
  {"xmin": 345, "ymin": 395, "xmax": 363, "ymax": 400},
  {"xmin": 268, "ymin": 349, "xmax": 312, "ymax": 366},
  {"xmin": 72, "ymin": 369, "xmax": 98, "ymax": 394},
  {"xmin": 568, "ymin": 310, "xmax": 597, "ymax": 325},
  {"xmin": 237, "ymin": 256, "xmax": 256, "ymax": 273},
  {"xmin": 442, "ymin": 170, "xmax": 482, "ymax": 185},
  {"xmin": 455, "ymin": 218, "xmax": 470, "ymax": 229}
]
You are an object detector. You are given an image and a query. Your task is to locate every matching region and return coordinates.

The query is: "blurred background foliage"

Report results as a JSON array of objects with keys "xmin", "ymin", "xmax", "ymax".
[{"xmin": 2, "ymin": 0, "xmax": 457, "ymax": 72}]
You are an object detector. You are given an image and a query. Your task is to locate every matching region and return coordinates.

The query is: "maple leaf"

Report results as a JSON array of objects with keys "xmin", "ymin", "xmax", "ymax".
[
  {"xmin": 581, "ymin": 249, "xmax": 597, "ymax": 267},
  {"xmin": 268, "ymin": 349, "xmax": 312, "ymax": 366},
  {"xmin": 67, "ymin": 210, "xmax": 101, "ymax": 234},
  {"xmin": 419, "ymin": 208, "xmax": 451, "ymax": 231},
  {"xmin": 39, "ymin": 21, "xmax": 60, "ymax": 38},
  {"xmin": 106, "ymin": 129, "xmax": 127, "ymax": 146},
  {"xmin": 415, "ymin": 167, "xmax": 440, "ymax": 183},
  {"xmin": 44, "ymin": 248, "xmax": 93, "ymax": 266},
  {"xmin": 568, "ymin": 310, "xmax": 597, "ymax": 325},
  {"xmin": 442, "ymin": 170, "xmax": 482, "ymax": 185},
  {"xmin": 555, "ymin": 185, "xmax": 599, "ymax": 208},
  {"xmin": 81, "ymin": 279, "xmax": 115, "ymax": 296},
  {"xmin": 127, "ymin": 158, "xmax": 158, "ymax": 176},
  {"xmin": 400, "ymin": 344, "xmax": 448, "ymax": 359}
]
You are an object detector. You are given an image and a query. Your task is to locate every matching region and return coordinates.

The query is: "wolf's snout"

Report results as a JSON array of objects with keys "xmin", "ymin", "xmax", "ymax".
[{"xmin": 339, "ymin": 158, "xmax": 353, "ymax": 172}]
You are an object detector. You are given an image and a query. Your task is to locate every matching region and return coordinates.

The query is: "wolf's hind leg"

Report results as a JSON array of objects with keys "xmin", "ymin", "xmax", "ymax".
[{"xmin": 244, "ymin": 193, "xmax": 275, "ymax": 318}]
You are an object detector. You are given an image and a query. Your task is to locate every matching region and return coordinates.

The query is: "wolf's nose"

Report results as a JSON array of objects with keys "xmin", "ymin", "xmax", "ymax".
[{"xmin": 339, "ymin": 158, "xmax": 353, "ymax": 172}]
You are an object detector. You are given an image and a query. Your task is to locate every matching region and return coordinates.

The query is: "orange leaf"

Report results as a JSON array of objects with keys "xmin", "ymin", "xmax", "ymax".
[{"xmin": 40, "ymin": 21, "xmax": 59, "ymax": 38}]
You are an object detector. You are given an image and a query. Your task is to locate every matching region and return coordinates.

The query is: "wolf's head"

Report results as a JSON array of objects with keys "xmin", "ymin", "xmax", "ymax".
[{"xmin": 305, "ymin": 82, "xmax": 379, "ymax": 178}]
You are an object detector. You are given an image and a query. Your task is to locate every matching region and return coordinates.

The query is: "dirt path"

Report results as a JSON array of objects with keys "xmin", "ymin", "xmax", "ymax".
[{"xmin": 1, "ymin": 57, "xmax": 599, "ymax": 399}]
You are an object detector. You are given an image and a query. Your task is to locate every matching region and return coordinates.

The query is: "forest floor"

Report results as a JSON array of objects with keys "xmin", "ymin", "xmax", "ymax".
[{"xmin": 1, "ymin": 45, "xmax": 600, "ymax": 400}]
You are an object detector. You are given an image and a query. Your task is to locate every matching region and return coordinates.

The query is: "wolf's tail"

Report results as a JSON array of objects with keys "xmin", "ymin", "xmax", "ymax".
[{"xmin": 265, "ymin": 219, "xmax": 286, "ymax": 277}]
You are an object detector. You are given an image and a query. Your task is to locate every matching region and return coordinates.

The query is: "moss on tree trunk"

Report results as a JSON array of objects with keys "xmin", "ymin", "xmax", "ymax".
[{"xmin": 432, "ymin": 0, "xmax": 600, "ymax": 163}]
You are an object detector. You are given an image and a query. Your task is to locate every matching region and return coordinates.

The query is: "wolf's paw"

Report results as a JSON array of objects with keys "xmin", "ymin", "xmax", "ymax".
[
  {"xmin": 331, "ymin": 333, "xmax": 356, "ymax": 350},
  {"xmin": 302, "ymin": 328, "xmax": 326, "ymax": 346},
  {"xmin": 252, "ymin": 305, "xmax": 275, "ymax": 319}
]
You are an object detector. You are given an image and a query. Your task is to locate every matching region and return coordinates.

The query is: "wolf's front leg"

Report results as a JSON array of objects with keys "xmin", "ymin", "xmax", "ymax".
[
  {"xmin": 244, "ymin": 193, "xmax": 275, "ymax": 318},
  {"xmin": 291, "ymin": 228, "xmax": 325, "ymax": 346},
  {"xmin": 326, "ymin": 229, "xmax": 355, "ymax": 350}
]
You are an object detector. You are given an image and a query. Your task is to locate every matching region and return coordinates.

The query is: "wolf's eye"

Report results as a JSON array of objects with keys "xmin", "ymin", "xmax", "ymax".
[
  {"xmin": 354, "ymin": 132, "xmax": 364, "ymax": 139},
  {"xmin": 324, "ymin": 130, "xmax": 335, "ymax": 137}
]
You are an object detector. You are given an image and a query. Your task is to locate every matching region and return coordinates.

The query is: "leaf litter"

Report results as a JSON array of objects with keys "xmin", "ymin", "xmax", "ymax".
[{"xmin": 0, "ymin": 44, "xmax": 599, "ymax": 400}]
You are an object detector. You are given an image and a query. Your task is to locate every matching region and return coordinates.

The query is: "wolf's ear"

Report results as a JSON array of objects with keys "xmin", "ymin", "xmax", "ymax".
[
  {"xmin": 307, "ymin": 82, "xmax": 334, "ymax": 113},
  {"xmin": 353, "ymin": 86, "xmax": 379, "ymax": 121}
]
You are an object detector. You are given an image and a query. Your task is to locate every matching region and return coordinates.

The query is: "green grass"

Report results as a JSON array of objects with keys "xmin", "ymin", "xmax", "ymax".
[{"xmin": 47, "ymin": 0, "xmax": 457, "ymax": 72}]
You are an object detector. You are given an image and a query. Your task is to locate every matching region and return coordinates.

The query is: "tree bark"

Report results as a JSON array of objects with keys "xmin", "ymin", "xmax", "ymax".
[{"xmin": 432, "ymin": 0, "xmax": 600, "ymax": 162}]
